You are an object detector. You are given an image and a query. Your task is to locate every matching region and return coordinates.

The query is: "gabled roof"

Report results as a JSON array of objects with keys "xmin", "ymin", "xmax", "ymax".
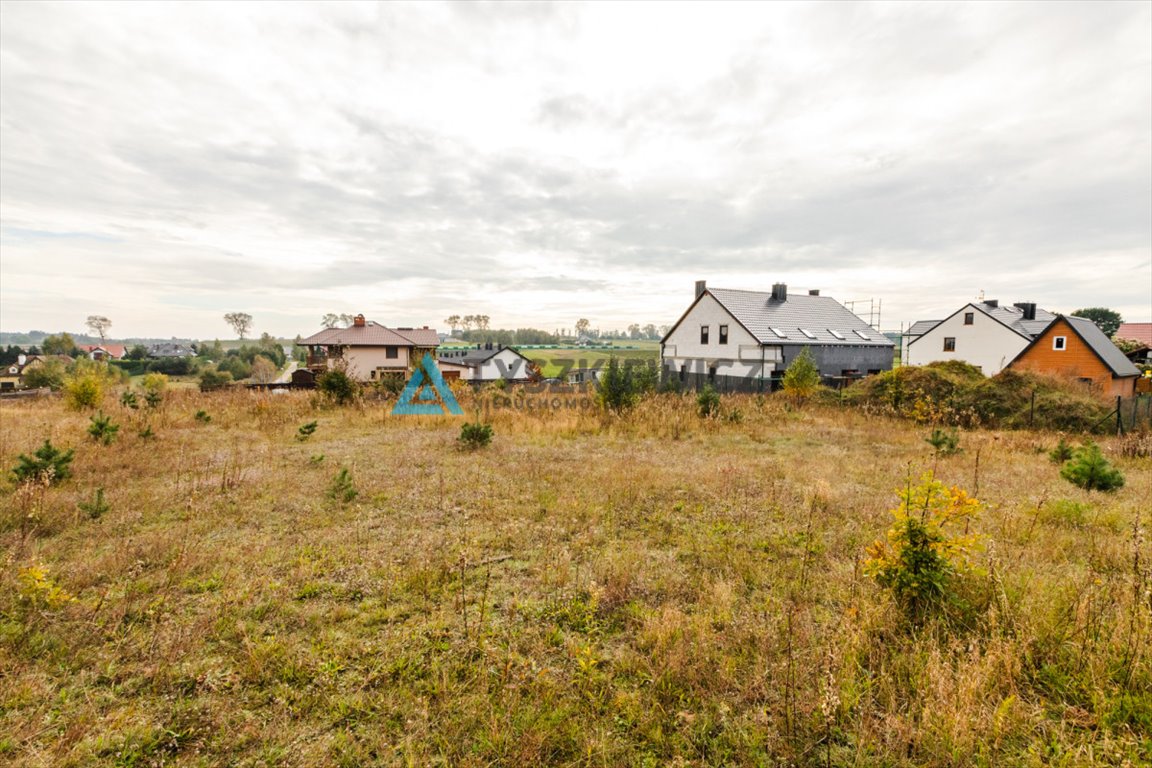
[
  {"xmin": 298, "ymin": 322, "xmax": 439, "ymax": 348},
  {"xmin": 905, "ymin": 320, "xmax": 941, "ymax": 336},
  {"xmin": 438, "ymin": 346, "xmax": 531, "ymax": 367},
  {"xmin": 679, "ymin": 288, "xmax": 893, "ymax": 347},
  {"xmin": 971, "ymin": 301, "xmax": 1057, "ymax": 338},
  {"xmin": 79, "ymin": 344, "xmax": 128, "ymax": 358},
  {"xmin": 1116, "ymin": 322, "xmax": 1152, "ymax": 346},
  {"xmin": 1011, "ymin": 315, "xmax": 1140, "ymax": 378}
]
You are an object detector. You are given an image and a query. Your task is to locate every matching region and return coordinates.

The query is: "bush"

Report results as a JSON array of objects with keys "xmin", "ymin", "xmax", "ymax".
[
  {"xmin": 317, "ymin": 369, "xmax": 359, "ymax": 405},
  {"xmin": 925, "ymin": 428, "xmax": 961, "ymax": 456},
  {"xmin": 147, "ymin": 357, "xmax": 196, "ymax": 376},
  {"xmin": 78, "ymin": 487, "xmax": 110, "ymax": 520},
  {"xmin": 782, "ymin": 348, "xmax": 821, "ymax": 403},
  {"xmin": 1060, "ymin": 442, "xmax": 1125, "ymax": 492},
  {"xmin": 1049, "ymin": 438, "xmax": 1074, "ymax": 463},
  {"xmin": 865, "ymin": 474, "xmax": 983, "ymax": 622},
  {"xmin": 87, "ymin": 411, "xmax": 120, "ymax": 445},
  {"xmin": 63, "ymin": 371, "xmax": 106, "ymax": 410},
  {"xmin": 597, "ymin": 358, "xmax": 635, "ymax": 413},
  {"xmin": 12, "ymin": 440, "xmax": 74, "ymax": 485},
  {"xmin": 458, "ymin": 422, "xmax": 494, "ymax": 450},
  {"xmin": 199, "ymin": 368, "xmax": 233, "ymax": 392},
  {"xmin": 22, "ymin": 361, "xmax": 67, "ymax": 390},
  {"xmin": 697, "ymin": 385, "xmax": 721, "ymax": 418},
  {"xmin": 328, "ymin": 468, "xmax": 358, "ymax": 504},
  {"xmin": 296, "ymin": 421, "xmax": 318, "ymax": 442}
]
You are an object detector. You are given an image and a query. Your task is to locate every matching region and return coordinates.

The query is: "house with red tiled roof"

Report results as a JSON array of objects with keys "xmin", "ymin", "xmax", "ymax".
[
  {"xmin": 297, "ymin": 314, "xmax": 440, "ymax": 382},
  {"xmin": 78, "ymin": 344, "xmax": 128, "ymax": 361},
  {"xmin": 1114, "ymin": 322, "xmax": 1152, "ymax": 368}
]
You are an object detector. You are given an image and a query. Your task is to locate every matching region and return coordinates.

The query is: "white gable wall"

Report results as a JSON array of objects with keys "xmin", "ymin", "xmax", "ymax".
[
  {"xmin": 906, "ymin": 305, "xmax": 1027, "ymax": 374},
  {"xmin": 661, "ymin": 293, "xmax": 771, "ymax": 379}
]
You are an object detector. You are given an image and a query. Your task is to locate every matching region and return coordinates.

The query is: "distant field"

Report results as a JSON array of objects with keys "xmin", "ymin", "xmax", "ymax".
[
  {"xmin": 2, "ymin": 387, "xmax": 1148, "ymax": 766},
  {"xmin": 524, "ymin": 346, "xmax": 659, "ymax": 378}
]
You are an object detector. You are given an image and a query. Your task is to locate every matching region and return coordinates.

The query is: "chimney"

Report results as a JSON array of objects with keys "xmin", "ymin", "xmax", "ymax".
[
  {"xmin": 353, "ymin": 314, "xmax": 366, "ymax": 327},
  {"xmin": 1013, "ymin": 302, "xmax": 1037, "ymax": 321},
  {"xmin": 771, "ymin": 283, "xmax": 788, "ymax": 301},
  {"xmin": 695, "ymin": 280, "xmax": 707, "ymax": 299},
  {"xmin": 984, "ymin": 299, "xmax": 998, "ymax": 308},
  {"xmin": 808, "ymin": 289, "xmax": 820, "ymax": 296}
]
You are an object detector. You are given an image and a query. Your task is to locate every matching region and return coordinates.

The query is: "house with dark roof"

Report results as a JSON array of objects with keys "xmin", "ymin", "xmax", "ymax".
[
  {"xmin": 906, "ymin": 299, "xmax": 1056, "ymax": 374},
  {"xmin": 297, "ymin": 314, "xmax": 440, "ymax": 382},
  {"xmin": 661, "ymin": 281, "xmax": 894, "ymax": 391},
  {"xmin": 1008, "ymin": 315, "xmax": 1140, "ymax": 398},
  {"xmin": 437, "ymin": 343, "xmax": 535, "ymax": 382}
]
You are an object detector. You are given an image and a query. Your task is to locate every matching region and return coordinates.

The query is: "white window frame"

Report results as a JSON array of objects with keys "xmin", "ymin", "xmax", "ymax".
[{"xmin": 1053, "ymin": 336, "xmax": 1066, "ymax": 351}]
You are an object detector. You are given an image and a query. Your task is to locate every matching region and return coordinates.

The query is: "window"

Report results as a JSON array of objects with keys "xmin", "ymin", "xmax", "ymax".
[
  {"xmin": 719, "ymin": 325, "xmax": 728, "ymax": 344},
  {"xmin": 679, "ymin": 364, "xmax": 686, "ymax": 382},
  {"xmin": 386, "ymin": 346, "xmax": 398, "ymax": 359},
  {"xmin": 769, "ymin": 327, "xmax": 788, "ymax": 338},
  {"xmin": 1053, "ymin": 336, "xmax": 1066, "ymax": 351},
  {"xmin": 854, "ymin": 330, "xmax": 872, "ymax": 340},
  {"xmin": 943, "ymin": 337, "xmax": 956, "ymax": 352},
  {"xmin": 828, "ymin": 329, "xmax": 846, "ymax": 340},
  {"xmin": 964, "ymin": 312, "xmax": 974, "ymax": 325},
  {"xmin": 799, "ymin": 328, "xmax": 817, "ymax": 339},
  {"xmin": 700, "ymin": 325, "xmax": 709, "ymax": 344},
  {"xmin": 708, "ymin": 366, "xmax": 716, "ymax": 382}
]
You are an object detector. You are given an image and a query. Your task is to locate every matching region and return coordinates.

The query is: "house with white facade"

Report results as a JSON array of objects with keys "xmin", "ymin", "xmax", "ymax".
[
  {"xmin": 297, "ymin": 314, "xmax": 440, "ymax": 382},
  {"xmin": 661, "ymin": 281, "xmax": 895, "ymax": 391},
  {"xmin": 905, "ymin": 300, "xmax": 1055, "ymax": 375},
  {"xmin": 437, "ymin": 344, "xmax": 535, "ymax": 382}
]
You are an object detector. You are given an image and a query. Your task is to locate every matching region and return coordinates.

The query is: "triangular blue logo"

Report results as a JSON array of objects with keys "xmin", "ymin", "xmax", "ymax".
[{"xmin": 393, "ymin": 353, "xmax": 464, "ymax": 416}]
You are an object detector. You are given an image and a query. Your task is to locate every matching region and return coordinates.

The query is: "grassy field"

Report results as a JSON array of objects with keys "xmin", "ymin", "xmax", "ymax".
[
  {"xmin": 1, "ymin": 386, "xmax": 1149, "ymax": 766},
  {"xmin": 515, "ymin": 342, "xmax": 660, "ymax": 378}
]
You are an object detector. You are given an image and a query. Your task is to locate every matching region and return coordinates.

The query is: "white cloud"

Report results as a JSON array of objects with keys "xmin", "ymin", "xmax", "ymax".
[{"xmin": 1, "ymin": 0, "xmax": 1149, "ymax": 338}]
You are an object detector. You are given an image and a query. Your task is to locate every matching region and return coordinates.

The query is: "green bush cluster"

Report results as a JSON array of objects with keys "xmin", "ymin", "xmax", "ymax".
[
  {"xmin": 458, "ymin": 422, "xmax": 494, "ymax": 450},
  {"xmin": 846, "ymin": 363, "xmax": 1111, "ymax": 431}
]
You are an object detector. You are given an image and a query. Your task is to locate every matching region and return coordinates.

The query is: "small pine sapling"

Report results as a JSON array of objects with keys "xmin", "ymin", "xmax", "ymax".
[
  {"xmin": 12, "ymin": 440, "xmax": 74, "ymax": 485},
  {"xmin": 328, "ymin": 467, "xmax": 358, "ymax": 503},
  {"xmin": 925, "ymin": 428, "xmax": 961, "ymax": 456},
  {"xmin": 78, "ymin": 487, "xmax": 110, "ymax": 520},
  {"xmin": 87, "ymin": 411, "xmax": 120, "ymax": 445},
  {"xmin": 696, "ymin": 385, "xmax": 721, "ymax": 418},
  {"xmin": 1060, "ymin": 442, "xmax": 1125, "ymax": 492},
  {"xmin": 458, "ymin": 422, "xmax": 494, "ymax": 450},
  {"xmin": 297, "ymin": 421, "xmax": 318, "ymax": 442}
]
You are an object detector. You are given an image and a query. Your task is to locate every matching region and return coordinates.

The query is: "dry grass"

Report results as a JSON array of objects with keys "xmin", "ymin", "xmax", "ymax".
[{"xmin": 1, "ymin": 387, "xmax": 1149, "ymax": 767}]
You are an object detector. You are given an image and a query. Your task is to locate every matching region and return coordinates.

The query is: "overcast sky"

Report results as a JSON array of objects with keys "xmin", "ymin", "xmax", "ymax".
[{"xmin": 1, "ymin": 1, "xmax": 1149, "ymax": 339}]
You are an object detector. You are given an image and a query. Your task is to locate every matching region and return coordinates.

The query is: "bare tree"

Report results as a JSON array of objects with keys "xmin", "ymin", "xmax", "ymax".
[
  {"xmin": 628, "ymin": 323, "xmax": 641, "ymax": 339},
  {"xmin": 462, "ymin": 315, "xmax": 475, "ymax": 332},
  {"xmin": 445, "ymin": 315, "xmax": 461, "ymax": 333},
  {"xmin": 643, "ymin": 323, "xmax": 658, "ymax": 339},
  {"xmin": 575, "ymin": 318, "xmax": 591, "ymax": 337},
  {"xmin": 224, "ymin": 312, "xmax": 253, "ymax": 340},
  {"xmin": 321, "ymin": 314, "xmax": 340, "ymax": 329},
  {"xmin": 85, "ymin": 315, "xmax": 112, "ymax": 342},
  {"xmin": 475, "ymin": 314, "xmax": 490, "ymax": 330}
]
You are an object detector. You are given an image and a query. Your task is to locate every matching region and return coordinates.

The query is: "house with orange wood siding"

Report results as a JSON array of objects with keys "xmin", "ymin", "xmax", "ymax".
[{"xmin": 1007, "ymin": 315, "xmax": 1139, "ymax": 398}]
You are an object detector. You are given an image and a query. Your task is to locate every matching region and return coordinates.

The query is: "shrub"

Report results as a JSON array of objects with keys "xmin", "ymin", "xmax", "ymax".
[
  {"xmin": 296, "ymin": 421, "xmax": 318, "ymax": 442},
  {"xmin": 458, "ymin": 422, "xmax": 494, "ymax": 450},
  {"xmin": 199, "ymin": 368, "xmax": 233, "ymax": 392},
  {"xmin": 865, "ymin": 474, "xmax": 983, "ymax": 621},
  {"xmin": 782, "ymin": 348, "xmax": 821, "ymax": 403},
  {"xmin": 120, "ymin": 391, "xmax": 139, "ymax": 410},
  {"xmin": 22, "ymin": 361, "xmax": 66, "ymax": 390},
  {"xmin": 17, "ymin": 563, "xmax": 74, "ymax": 611},
  {"xmin": 87, "ymin": 412, "xmax": 120, "ymax": 445},
  {"xmin": 925, "ymin": 428, "xmax": 961, "ymax": 456},
  {"xmin": 598, "ymin": 358, "xmax": 635, "ymax": 413},
  {"xmin": 194, "ymin": 410, "xmax": 212, "ymax": 424},
  {"xmin": 78, "ymin": 487, "xmax": 110, "ymax": 520},
  {"xmin": 1049, "ymin": 438, "xmax": 1074, "ymax": 463},
  {"xmin": 141, "ymin": 373, "xmax": 168, "ymax": 394},
  {"xmin": 697, "ymin": 385, "xmax": 721, "ymax": 418},
  {"xmin": 1060, "ymin": 442, "xmax": 1125, "ymax": 492},
  {"xmin": 63, "ymin": 370, "xmax": 106, "ymax": 410},
  {"xmin": 328, "ymin": 468, "xmax": 358, "ymax": 503},
  {"xmin": 147, "ymin": 357, "xmax": 195, "ymax": 376},
  {"xmin": 317, "ymin": 369, "xmax": 359, "ymax": 406},
  {"xmin": 12, "ymin": 440, "xmax": 74, "ymax": 485}
]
